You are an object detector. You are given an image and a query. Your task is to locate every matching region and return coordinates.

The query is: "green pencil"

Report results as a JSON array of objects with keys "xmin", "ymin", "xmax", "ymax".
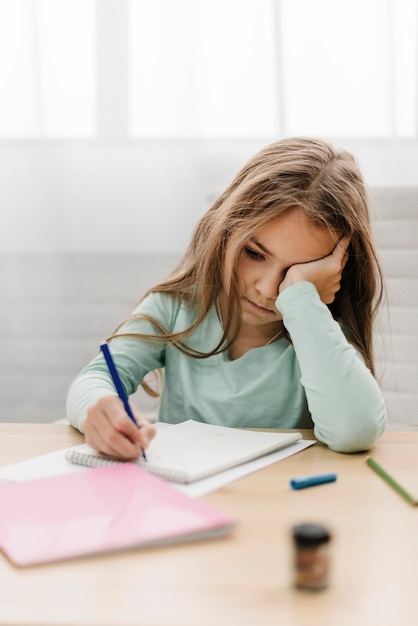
[{"xmin": 366, "ymin": 457, "xmax": 418, "ymax": 506}]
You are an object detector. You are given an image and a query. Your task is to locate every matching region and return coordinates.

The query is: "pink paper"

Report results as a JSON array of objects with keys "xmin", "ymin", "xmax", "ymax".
[{"xmin": 0, "ymin": 464, "xmax": 235, "ymax": 566}]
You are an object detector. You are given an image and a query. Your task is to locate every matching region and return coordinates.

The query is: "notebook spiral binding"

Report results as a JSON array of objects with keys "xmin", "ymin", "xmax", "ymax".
[{"xmin": 65, "ymin": 450, "xmax": 186, "ymax": 483}]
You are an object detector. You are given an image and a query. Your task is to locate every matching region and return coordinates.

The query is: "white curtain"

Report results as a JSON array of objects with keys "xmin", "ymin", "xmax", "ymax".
[
  {"xmin": 0, "ymin": 0, "xmax": 416, "ymax": 140},
  {"xmin": 0, "ymin": 0, "xmax": 96, "ymax": 138}
]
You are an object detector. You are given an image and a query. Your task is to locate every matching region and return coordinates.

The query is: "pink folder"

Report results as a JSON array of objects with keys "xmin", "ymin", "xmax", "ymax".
[{"xmin": 0, "ymin": 464, "xmax": 235, "ymax": 567}]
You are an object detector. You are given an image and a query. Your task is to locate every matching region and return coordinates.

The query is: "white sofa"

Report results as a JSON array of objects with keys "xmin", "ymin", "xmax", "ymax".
[{"xmin": 371, "ymin": 188, "xmax": 418, "ymax": 429}]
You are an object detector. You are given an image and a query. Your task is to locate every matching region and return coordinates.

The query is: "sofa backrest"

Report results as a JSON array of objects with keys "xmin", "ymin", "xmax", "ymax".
[{"xmin": 371, "ymin": 188, "xmax": 418, "ymax": 429}]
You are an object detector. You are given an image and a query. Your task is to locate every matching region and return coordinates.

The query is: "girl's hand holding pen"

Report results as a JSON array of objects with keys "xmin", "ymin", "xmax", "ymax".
[{"xmin": 84, "ymin": 395, "xmax": 156, "ymax": 460}]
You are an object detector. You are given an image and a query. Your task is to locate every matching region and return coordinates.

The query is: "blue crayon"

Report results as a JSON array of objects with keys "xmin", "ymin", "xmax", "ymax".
[{"xmin": 290, "ymin": 473, "xmax": 337, "ymax": 490}]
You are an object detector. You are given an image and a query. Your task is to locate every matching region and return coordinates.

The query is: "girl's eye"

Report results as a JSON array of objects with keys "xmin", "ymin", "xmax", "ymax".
[{"xmin": 244, "ymin": 246, "xmax": 264, "ymax": 261}]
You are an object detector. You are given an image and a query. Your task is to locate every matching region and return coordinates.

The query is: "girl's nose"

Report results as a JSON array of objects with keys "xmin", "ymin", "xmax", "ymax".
[{"xmin": 255, "ymin": 271, "xmax": 283, "ymax": 299}]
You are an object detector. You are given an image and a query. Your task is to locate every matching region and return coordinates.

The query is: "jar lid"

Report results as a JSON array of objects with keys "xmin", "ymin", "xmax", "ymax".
[{"xmin": 292, "ymin": 523, "xmax": 331, "ymax": 546}]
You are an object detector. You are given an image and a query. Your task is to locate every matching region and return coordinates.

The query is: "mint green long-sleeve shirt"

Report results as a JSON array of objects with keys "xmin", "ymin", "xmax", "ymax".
[{"xmin": 66, "ymin": 282, "xmax": 386, "ymax": 452}]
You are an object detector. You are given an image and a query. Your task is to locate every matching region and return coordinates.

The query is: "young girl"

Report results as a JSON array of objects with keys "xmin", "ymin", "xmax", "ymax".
[{"xmin": 66, "ymin": 137, "xmax": 387, "ymax": 458}]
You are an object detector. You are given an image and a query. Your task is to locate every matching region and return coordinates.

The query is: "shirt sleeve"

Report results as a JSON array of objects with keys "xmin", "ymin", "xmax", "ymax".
[
  {"xmin": 276, "ymin": 282, "xmax": 387, "ymax": 453},
  {"xmin": 66, "ymin": 292, "xmax": 177, "ymax": 432}
]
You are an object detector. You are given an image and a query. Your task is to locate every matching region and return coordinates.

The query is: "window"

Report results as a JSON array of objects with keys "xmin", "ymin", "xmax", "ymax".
[
  {"xmin": 0, "ymin": 0, "xmax": 416, "ymax": 139},
  {"xmin": 128, "ymin": 0, "xmax": 418, "ymax": 138},
  {"xmin": 0, "ymin": 0, "xmax": 96, "ymax": 138},
  {"xmin": 279, "ymin": 0, "xmax": 417, "ymax": 137},
  {"xmin": 128, "ymin": 0, "xmax": 278, "ymax": 137}
]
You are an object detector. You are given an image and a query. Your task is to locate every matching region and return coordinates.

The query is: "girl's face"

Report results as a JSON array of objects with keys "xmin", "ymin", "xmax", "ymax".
[{"xmin": 237, "ymin": 208, "xmax": 338, "ymax": 329}]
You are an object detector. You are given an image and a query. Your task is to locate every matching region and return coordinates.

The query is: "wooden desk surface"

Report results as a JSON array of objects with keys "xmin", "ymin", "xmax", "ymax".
[{"xmin": 1, "ymin": 424, "xmax": 417, "ymax": 626}]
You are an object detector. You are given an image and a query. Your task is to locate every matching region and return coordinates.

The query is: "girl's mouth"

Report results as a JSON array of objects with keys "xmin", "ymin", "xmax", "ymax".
[{"xmin": 244, "ymin": 298, "xmax": 272, "ymax": 314}]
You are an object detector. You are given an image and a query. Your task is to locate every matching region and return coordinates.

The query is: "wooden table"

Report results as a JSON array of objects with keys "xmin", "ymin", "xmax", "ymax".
[{"xmin": 1, "ymin": 424, "xmax": 417, "ymax": 626}]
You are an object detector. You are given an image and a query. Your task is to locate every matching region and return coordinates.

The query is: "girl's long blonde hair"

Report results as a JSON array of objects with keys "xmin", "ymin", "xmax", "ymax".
[{"xmin": 113, "ymin": 137, "xmax": 384, "ymax": 378}]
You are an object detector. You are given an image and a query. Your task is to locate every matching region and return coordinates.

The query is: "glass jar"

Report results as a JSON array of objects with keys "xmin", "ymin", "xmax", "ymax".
[{"xmin": 292, "ymin": 523, "xmax": 331, "ymax": 590}]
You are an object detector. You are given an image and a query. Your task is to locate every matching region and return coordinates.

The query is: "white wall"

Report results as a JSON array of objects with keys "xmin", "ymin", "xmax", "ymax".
[{"xmin": 2, "ymin": 138, "xmax": 418, "ymax": 255}]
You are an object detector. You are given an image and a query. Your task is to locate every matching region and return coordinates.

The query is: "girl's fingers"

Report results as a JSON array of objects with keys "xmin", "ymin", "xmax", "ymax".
[
  {"xmin": 86, "ymin": 415, "xmax": 140, "ymax": 459},
  {"xmin": 131, "ymin": 409, "xmax": 157, "ymax": 447},
  {"xmin": 85, "ymin": 396, "xmax": 153, "ymax": 459},
  {"xmin": 333, "ymin": 236, "xmax": 350, "ymax": 265}
]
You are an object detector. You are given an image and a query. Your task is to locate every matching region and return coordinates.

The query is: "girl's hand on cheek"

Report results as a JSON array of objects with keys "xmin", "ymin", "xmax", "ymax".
[{"xmin": 279, "ymin": 236, "xmax": 350, "ymax": 304}]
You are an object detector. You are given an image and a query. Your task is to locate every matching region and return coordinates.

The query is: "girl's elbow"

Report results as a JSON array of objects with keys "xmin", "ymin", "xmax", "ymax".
[{"xmin": 315, "ymin": 407, "xmax": 387, "ymax": 454}]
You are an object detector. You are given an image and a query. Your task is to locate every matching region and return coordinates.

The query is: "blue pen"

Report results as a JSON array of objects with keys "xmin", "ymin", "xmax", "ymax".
[
  {"xmin": 100, "ymin": 342, "xmax": 147, "ymax": 461},
  {"xmin": 290, "ymin": 473, "xmax": 337, "ymax": 490}
]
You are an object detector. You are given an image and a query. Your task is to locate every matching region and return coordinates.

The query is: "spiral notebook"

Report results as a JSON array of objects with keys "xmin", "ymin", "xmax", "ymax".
[
  {"xmin": 0, "ymin": 463, "xmax": 235, "ymax": 567},
  {"xmin": 66, "ymin": 420, "xmax": 302, "ymax": 484}
]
